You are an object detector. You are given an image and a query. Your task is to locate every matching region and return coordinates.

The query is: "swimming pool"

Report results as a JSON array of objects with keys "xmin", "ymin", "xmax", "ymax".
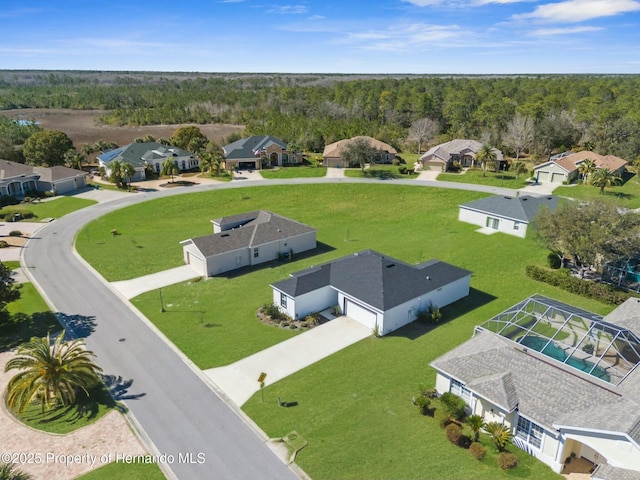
[{"xmin": 519, "ymin": 335, "xmax": 611, "ymax": 382}]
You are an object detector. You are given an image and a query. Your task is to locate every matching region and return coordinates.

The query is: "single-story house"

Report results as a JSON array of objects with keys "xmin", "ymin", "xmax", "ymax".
[
  {"xmin": 271, "ymin": 250, "xmax": 472, "ymax": 335},
  {"xmin": 222, "ymin": 136, "xmax": 302, "ymax": 171},
  {"xmin": 0, "ymin": 160, "xmax": 87, "ymax": 196},
  {"xmin": 431, "ymin": 294, "xmax": 640, "ymax": 477},
  {"xmin": 181, "ymin": 211, "xmax": 316, "ymax": 276},
  {"xmin": 322, "ymin": 136, "xmax": 396, "ymax": 168},
  {"xmin": 420, "ymin": 139, "xmax": 504, "ymax": 172},
  {"xmin": 97, "ymin": 142, "xmax": 197, "ymax": 181},
  {"xmin": 534, "ymin": 150, "xmax": 628, "ymax": 184},
  {"xmin": 458, "ymin": 195, "xmax": 558, "ymax": 238}
]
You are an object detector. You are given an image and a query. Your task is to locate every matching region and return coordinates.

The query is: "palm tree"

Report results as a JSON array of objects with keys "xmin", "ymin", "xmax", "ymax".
[
  {"xmin": 511, "ymin": 161, "xmax": 528, "ymax": 180},
  {"xmin": 483, "ymin": 421, "xmax": 512, "ymax": 452},
  {"xmin": 118, "ymin": 162, "xmax": 136, "ymax": 190},
  {"xmin": 476, "ymin": 144, "xmax": 497, "ymax": 177},
  {"xmin": 4, "ymin": 331, "xmax": 102, "ymax": 413},
  {"xmin": 590, "ymin": 167, "xmax": 622, "ymax": 194},
  {"xmin": 466, "ymin": 414, "xmax": 485, "ymax": 442},
  {"xmin": 204, "ymin": 141, "xmax": 225, "ymax": 176},
  {"xmin": 0, "ymin": 462, "xmax": 32, "ymax": 480},
  {"xmin": 64, "ymin": 149, "xmax": 85, "ymax": 171},
  {"xmin": 161, "ymin": 158, "xmax": 179, "ymax": 183},
  {"xmin": 578, "ymin": 158, "xmax": 597, "ymax": 184}
]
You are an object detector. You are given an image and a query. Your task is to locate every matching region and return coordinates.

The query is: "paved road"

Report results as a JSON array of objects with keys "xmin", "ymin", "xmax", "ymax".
[
  {"xmin": 22, "ymin": 188, "xmax": 299, "ymax": 480},
  {"xmin": 20, "ymin": 177, "xmax": 522, "ymax": 480}
]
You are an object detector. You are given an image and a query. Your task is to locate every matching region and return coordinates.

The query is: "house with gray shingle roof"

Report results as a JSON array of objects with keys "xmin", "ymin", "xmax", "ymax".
[
  {"xmin": 430, "ymin": 295, "xmax": 640, "ymax": 476},
  {"xmin": 420, "ymin": 139, "xmax": 504, "ymax": 172},
  {"xmin": 0, "ymin": 160, "xmax": 87, "ymax": 196},
  {"xmin": 222, "ymin": 136, "xmax": 301, "ymax": 171},
  {"xmin": 271, "ymin": 250, "xmax": 471, "ymax": 334},
  {"xmin": 97, "ymin": 142, "xmax": 197, "ymax": 181},
  {"xmin": 180, "ymin": 211, "xmax": 316, "ymax": 276},
  {"xmin": 458, "ymin": 194, "xmax": 558, "ymax": 238}
]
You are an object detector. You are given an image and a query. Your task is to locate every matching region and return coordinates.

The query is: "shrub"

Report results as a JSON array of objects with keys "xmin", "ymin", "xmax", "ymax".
[
  {"xmin": 0, "ymin": 241, "xmax": 8, "ymax": 248},
  {"xmin": 469, "ymin": 442, "xmax": 486, "ymax": 460},
  {"xmin": 415, "ymin": 395, "xmax": 431, "ymax": 415},
  {"xmin": 429, "ymin": 304, "xmax": 442, "ymax": 322},
  {"xmin": 8, "ymin": 230, "xmax": 22, "ymax": 237},
  {"xmin": 526, "ymin": 264, "xmax": 634, "ymax": 305},
  {"xmin": 445, "ymin": 423, "xmax": 462, "ymax": 445},
  {"xmin": 547, "ymin": 252, "xmax": 562, "ymax": 269},
  {"xmin": 439, "ymin": 392, "xmax": 466, "ymax": 420},
  {"xmin": 435, "ymin": 409, "xmax": 451, "ymax": 428},
  {"xmin": 0, "ymin": 195, "xmax": 19, "ymax": 207},
  {"xmin": 498, "ymin": 452, "xmax": 519, "ymax": 470}
]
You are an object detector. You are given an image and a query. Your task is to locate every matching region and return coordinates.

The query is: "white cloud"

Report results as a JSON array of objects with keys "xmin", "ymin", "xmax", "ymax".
[
  {"xmin": 342, "ymin": 23, "xmax": 465, "ymax": 51},
  {"xmin": 401, "ymin": 0, "xmax": 533, "ymax": 6},
  {"xmin": 530, "ymin": 25, "xmax": 602, "ymax": 35},
  {"xmin": 267, "ymin": 5, "xmax": 309, "ymax": 14},
  {"xmin": 308, "ymin": 15, "xmax": 325, "ymax": 20},
  {"xmin": 514, "ymin": 0, "xmax": 640, "ymax": 23}
]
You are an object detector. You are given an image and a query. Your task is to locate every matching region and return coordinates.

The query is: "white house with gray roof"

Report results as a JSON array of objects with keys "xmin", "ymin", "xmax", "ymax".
[
  {"xmin": 458, "ymin": 195, "xmax": 558, "ymax": 238},
  {"xmin": 222, "ymin": 135, "xmax": 301, "ymax": 171},
  {"xmin": 271, "ymin": 250, "xmax": 472, "ymax": 334},
  {"xmin": 97, "ymin": 142, "xmax": 197, "ymax": 181},
  {"xmin": 180, "ymin": 211, "xmax": 316, "ymax": 276},
  {"xmin": 0, "ymin": 160, "xmax": 87, "ymax": 196},
  {"xmin": 431, "ymin": 295, "xmax": 640, "ymax": 477}
]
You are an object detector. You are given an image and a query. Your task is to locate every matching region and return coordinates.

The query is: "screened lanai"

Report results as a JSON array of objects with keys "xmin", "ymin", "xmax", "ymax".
[{"xmin": 479, "ymin": 295, "xmax": 640, "ymax": 385}]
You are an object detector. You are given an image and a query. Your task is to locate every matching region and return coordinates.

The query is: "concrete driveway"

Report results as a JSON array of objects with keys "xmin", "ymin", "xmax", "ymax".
[
  {"xmin": 205, "ymin": 316, "xmax": 371, "ymax": 406},
  {"xmin": 111, "ymin": 265, "xmax": 200, "ymax": 299}
]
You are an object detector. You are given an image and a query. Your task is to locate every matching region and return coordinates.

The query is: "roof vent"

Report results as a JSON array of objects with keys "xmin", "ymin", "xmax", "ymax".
[
  {"xmin": 386, "ymin": 264, "xmax": 395, "ymax": 269},
  {"xmin": 522, "ymin": 198, "xmax": 528, "ymax": 201},
  {"xmin": 426, "ymin": 276, "xmax": 431, "ymax": 280},
  {"xmin": 277, "ymin": 228, "xmax": 281, "ymax": 232},
  {"xmin": 504, "ymin": 196, "xmax": 512, "ymax": 199},
  {"xmin": 221, "ymin": 233, "xmax": 230, "ymax": 237},
  {"xmin": 547, "ymin": 196, "xmax": 552, "ymax": 200}
]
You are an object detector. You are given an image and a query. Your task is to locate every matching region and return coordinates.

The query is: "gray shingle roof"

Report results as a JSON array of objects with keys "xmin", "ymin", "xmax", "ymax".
[
  {"xmin": 431, "ymin": 330, "xmax": 624, "ymax": 432},
  {"xmin": 459, "ymin": 195, "xmax": 559, "ymax": 223},
  {"xmin": 272, "ymin": 250, "xmax": 472, "ymax": 311},
  {"xmin": 97, "ymin": 142, "xmax": 193, "ymax": 168},
  {"xmin": 593, "ymin": 464, "xmax": 640, "ymax": 480},
  {"xmin": 188, "ymin": 211, "xmax": 315, "ymax": 256},
  {"xmin": 223, "ymin": 136, "xmax": 287, "ymax": 160},
  {"xmin": 34, "ymin": 165, "xmax": 87, "ymax": 182},
  {"xmin": 0, "ymin": 159, "xmax": 37, "ymax": 179},
  {"xmin": 603, "ymin": 297, "xmax": 640, "ymax": 337},
  {"xmin": 420, "ymin": 139, "xmax": 504, "ymax": 162}
]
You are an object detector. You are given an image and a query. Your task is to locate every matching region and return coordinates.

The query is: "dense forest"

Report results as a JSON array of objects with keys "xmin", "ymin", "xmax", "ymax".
[{"xmin": 1, "ymin": 71, "xmax": 639, "ymax": 161}]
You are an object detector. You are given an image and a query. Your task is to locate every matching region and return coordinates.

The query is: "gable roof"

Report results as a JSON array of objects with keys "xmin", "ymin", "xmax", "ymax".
[
  {"xmin": 420, "ymin": 139, "xmax": 503, "ymax": 162},
  {"xmin": 185, "ymin": 211, "xmax": 315, "ymax": 257},
  {"xmin": 535, "ymin": 150, "xmax": 628, "ymax": 174},
  {"xmin": 97, "ymin": 142, "xmax": 193, "ymax": 168},
  {"xmin": 272, "ymin": 250, "xmax": 471, "ymax": 312},
  {"xmin": 222, "ymin": 136, "xmax": 287, "ymax": 160},
  {"xmin": 34, "ymin": 165, "xmax": 87, "ymax": 182},
  {"xmin": 459, "ymin": 195, "xmax": 558, "ymax": 223},
  {"xmin": 322, "ymin": 136, "xmax": 397, "ymax": 158}
]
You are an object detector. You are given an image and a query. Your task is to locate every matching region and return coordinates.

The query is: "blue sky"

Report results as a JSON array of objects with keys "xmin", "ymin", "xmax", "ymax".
[{"xmin": 1, "ymin": 0, "xmax": 639, "ymax": 73}]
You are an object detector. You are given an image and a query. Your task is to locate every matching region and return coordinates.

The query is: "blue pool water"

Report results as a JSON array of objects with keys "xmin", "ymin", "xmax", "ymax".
[{"xmin": 519, "ymin": 336, "xmax": 611, "ymax": 382}]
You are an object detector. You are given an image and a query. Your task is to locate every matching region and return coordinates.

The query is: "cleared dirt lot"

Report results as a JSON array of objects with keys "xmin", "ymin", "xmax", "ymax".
[{"xmin": 0, "ymin": 108, "xmax": 244, "ymax": 148}]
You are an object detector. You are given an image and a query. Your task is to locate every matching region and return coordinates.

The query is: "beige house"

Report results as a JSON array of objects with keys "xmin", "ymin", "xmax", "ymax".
[
  {"xmin": 534, "ymin": 150, "xmax": 628, "ymax": 184},
  {"xmin": 222, "ymin": 136, "xmax": 302, "ymax": 171},
  {"xmin": 322, "ymin": 136, "xmax": 396, "ymax": 168},
  {"xmin": 420, "ymin": 139, "xmax": 504, "ymax": 172}
]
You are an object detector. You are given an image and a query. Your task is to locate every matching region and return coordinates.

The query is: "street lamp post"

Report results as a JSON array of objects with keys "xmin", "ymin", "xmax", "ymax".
[{"xmin": 159, "ymin": 287, "xmax": 165, "ymax": 313}]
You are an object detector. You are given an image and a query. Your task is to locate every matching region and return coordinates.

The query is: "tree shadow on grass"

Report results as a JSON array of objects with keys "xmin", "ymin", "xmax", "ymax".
[
  {"xmin": 386, "ymin": 288, "xmax": 497, "ymax": 341},
  {"xmin": 0, "ymin": 311, "xmax": 61, "ymax": 352}
]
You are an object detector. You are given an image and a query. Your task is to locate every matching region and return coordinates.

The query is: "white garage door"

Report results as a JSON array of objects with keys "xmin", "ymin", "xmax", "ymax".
[
  {"xmin": 536, "ymin": 171, "xmax": 550, "ymax": 182},
  {"xmin": 186, "ymin": 252, "xmax": 206, "ymax": 276},
  {"xmin": 551, "ymin": 172, "xmax": 566, "ymax": 183},
  {"xmin": 345, "ymin": 299, "xmax": 377, "ymax": 329}
]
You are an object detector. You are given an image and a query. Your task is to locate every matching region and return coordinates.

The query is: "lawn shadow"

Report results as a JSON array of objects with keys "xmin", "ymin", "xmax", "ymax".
[
  {"xmin": 0, "ymin": 311, "xmax": 61, "ymax": 351},
  {"xmin": 386, "ymin": 288, "xmax": 497, "ymax": 341},
  {"xmin": 56, "ymin": 312, "xmax": 97, "ymax": 337},
  {"xmin": 216, "ymin": 241, "xmax": 335, "ymax": 279}
]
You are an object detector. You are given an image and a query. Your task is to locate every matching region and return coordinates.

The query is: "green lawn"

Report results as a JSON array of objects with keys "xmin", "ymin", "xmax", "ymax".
[
  {"xmin": 344, "ymin": 165, "xmax": 418, "ymax": 179},
  {"xmin": 11, "ymin": 382, "xmax": 121, "ymax": 434},
  {"xmin": 0, "ymin": 197, "xmax": 97, "ymax": 221},
  {"xmin": 260, "ymin": 166, "xmax": 327, "ymax": 179},
  {"xmin": 1, "ymin": 282, "xmax": 60, "ymax": 351},
  {"xmin": 76, "ymin": 461, "xmax": 165, "ymax": 480},
  {"xmin": 77, "ymin": 183, "xmax": 613, "ymax": 479},
  {"xmin": 438, "ymin": 168, "xmax": 529, "ymax": 188},
  {"xmin": 197, "ymin": 172, "xmax": 233, "ymax": 182},
  {"xmin": 553, "ymin": 171, "xmax": 640, "ymax": 208}
]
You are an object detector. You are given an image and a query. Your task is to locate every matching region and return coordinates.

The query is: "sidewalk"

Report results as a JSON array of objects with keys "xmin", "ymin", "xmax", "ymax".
[
  {"xmin": 111, "ymin": 265, "xmax": 201, "ymax": 299},
  {"xmin": 325, "ymin": 167, "xmax": 345, "ymax": 178}
]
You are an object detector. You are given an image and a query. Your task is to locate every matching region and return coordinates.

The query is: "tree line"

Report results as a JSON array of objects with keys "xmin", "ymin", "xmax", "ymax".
[{"xmin": 1, "ymin": 73, "xmax": 639, "ymax": 161}]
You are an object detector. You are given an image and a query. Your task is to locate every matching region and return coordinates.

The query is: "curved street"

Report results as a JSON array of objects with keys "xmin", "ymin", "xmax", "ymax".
[{"xmin": 21, "ymin": 177, "xmax": 525, "ymax": 479}]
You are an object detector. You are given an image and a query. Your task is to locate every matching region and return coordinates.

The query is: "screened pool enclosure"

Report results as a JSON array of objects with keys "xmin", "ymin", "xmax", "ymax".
[{"xmin": 478, "ymin": 295, "xmax": 640, "ymax": 385}]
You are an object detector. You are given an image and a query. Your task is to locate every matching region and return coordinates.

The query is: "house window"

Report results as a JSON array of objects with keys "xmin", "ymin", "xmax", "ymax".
[
  {"xmin": 450, "ymin": 379, "xmax": 472, "ymax": 404},
  {"xmin": 516, "ymin": 416, "xmax": 543, "ymax": 449},
  {"xmin": 514, "ymin": 221, "xmax": 520, "ymax": 231},
  {"xmin": 280, "ymin": 293, "xmax": 287, "ymax": 308},
  {"xmin": 486, "ymin": 217, "xmax": 499, "ymax": 230},
  {"xmin": 253, "ymin": 247, "xmax": 259, "ymax": 258}
]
